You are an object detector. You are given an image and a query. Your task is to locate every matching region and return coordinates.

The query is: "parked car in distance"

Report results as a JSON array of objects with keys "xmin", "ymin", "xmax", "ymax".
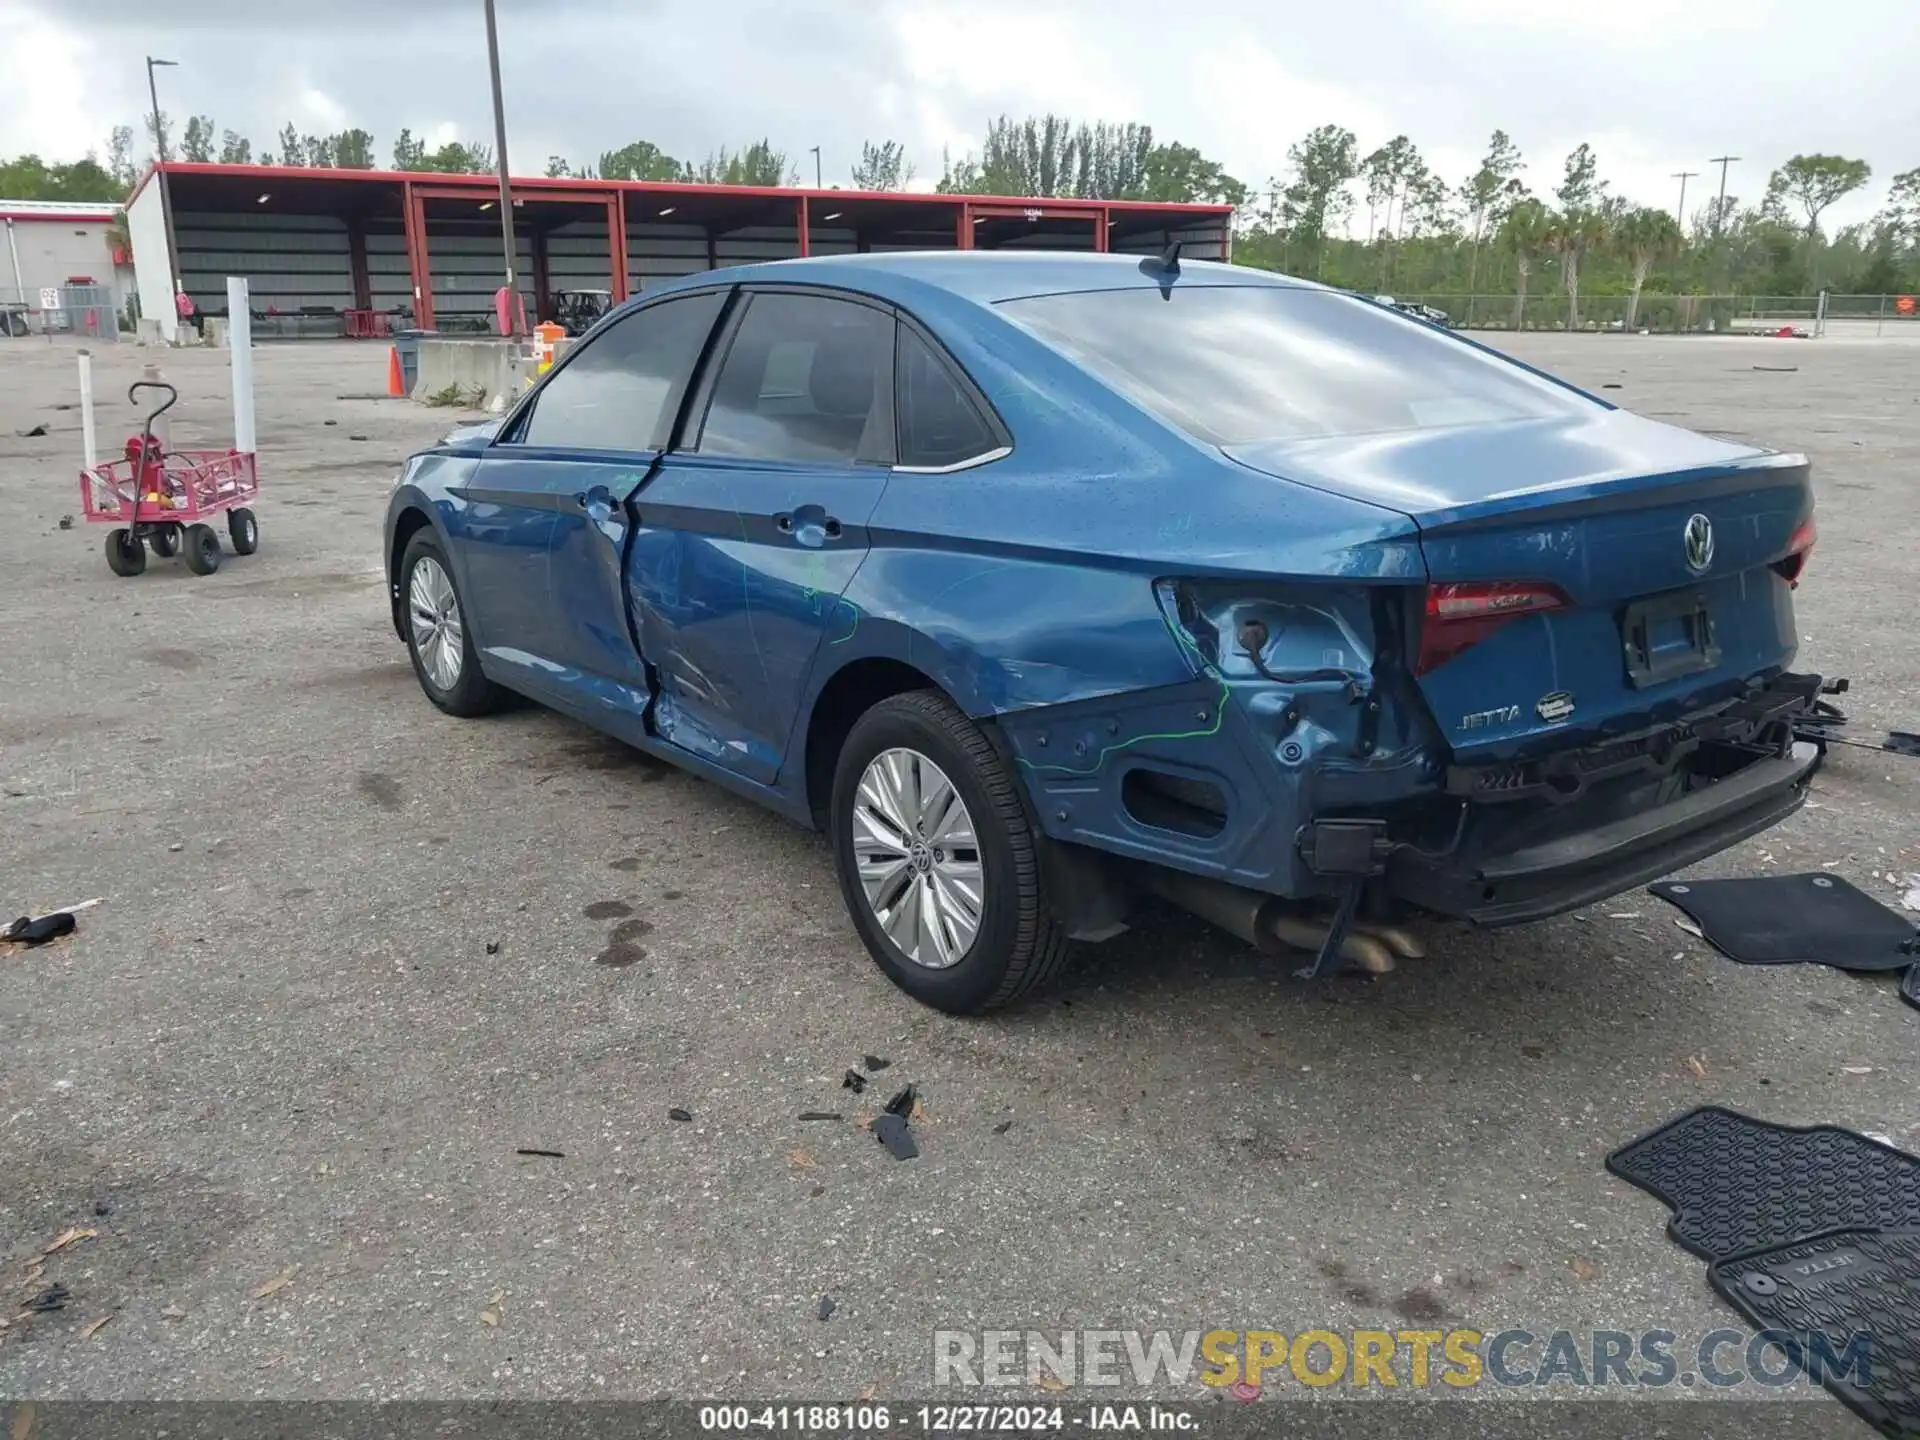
[
  {"xmin": 385, "ymin": 251, "xmax": 1820, "ymax": 1013},
  {"xmin": 1373, "ymin": 294, "xmax": 1454, "ymax": 327}
]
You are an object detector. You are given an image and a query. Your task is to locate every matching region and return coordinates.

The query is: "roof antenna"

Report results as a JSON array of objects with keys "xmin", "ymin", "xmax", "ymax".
[{"xmin": 1158, "ymin": 239, "xmax": 1182, "ymax": 272}]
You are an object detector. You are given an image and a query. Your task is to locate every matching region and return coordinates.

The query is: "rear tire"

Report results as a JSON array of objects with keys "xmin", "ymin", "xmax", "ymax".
[
  {"xmin": 400, "ymin": 530, "xmax": 506, "ymax": 717},
  {"xmin": 105, "ymin": 529, "xmax": 145, "ymax": 577},
  {"xmin": 830, "ymin": 689, "xmax": 1071, "ymax": 1014},
  {"xmin": 181, "ymin": 523, "xmax": 221, "ymax": 575},
  {"xmin": 227, "ymin": 508, "xmax": 259, "ymax": 555},
  {"xmin": 148, "ymin": 525, "xmax": 180, "ymax": 558}
]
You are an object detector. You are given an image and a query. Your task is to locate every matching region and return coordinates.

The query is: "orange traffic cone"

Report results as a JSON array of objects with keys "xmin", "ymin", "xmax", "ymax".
[{"xmin": 386, "ymin": 345, "xmax": 406, "ymax": 398}]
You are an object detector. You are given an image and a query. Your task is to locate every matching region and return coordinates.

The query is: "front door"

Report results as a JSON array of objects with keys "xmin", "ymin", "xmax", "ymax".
[
  {"xmin": 628, "ymin": 289, "xmax": 897, "ymax": 784},
  {"xmin": 471, "ymin": 288, "xmax": 727, "ymax": 720}
]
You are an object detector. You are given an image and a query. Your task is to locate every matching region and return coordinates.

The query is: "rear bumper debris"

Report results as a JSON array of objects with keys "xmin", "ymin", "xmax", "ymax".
[{"xmin": 1389, "ymin": 677, "xmax": 1823, "ymax": 926}]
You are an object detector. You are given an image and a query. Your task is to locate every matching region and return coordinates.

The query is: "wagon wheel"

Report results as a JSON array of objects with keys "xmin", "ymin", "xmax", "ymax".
[
  {"xmin": 182, "ymin": 523, "xmax": 222, "ymax": 576},
  {"xmin": 105, "ymin": 528, "xmax": 146, "ymax": 577},
  {"xmin": 149, "ymin": 524, "xmax": 180, "ymax": 558},
  {"xmin": 227, "ymin": 507, "xmax": 259, "ymax": 556}
]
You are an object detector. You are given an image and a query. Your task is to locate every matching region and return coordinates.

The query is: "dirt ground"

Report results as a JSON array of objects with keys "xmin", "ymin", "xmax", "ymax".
[{"xmin": 0, "ymin": 328, "xmax": 1914, "ymax": 1428}]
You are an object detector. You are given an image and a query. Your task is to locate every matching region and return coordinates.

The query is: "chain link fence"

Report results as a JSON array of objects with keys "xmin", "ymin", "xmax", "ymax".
[
  {"xmin": 1380, "ymin": 293, "xmax": 1920, "ymax": 337},
  {"xmin": 0, "ymin": 284, "xmax": 124, "ymax": 342}
]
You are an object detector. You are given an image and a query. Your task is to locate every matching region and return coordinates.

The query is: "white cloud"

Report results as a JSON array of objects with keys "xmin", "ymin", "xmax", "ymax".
[{"xmin": 0, "ymin": 0, "xmax": 103, "ymax": 160}]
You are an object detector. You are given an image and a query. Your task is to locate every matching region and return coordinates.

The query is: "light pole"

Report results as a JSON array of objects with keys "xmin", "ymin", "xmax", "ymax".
[
  {"xmin": 482, "ymin": 0, "xmax": 520, "ymax": 335},
  {"xmin": 1708, "ymin": 156, "xmax": 1740, "ymax": 237},
  {"xmin": 1671, "ymin": 170, "xmax": 1697, "ymax": 229},
  {"xmin": 146, "ymin": 56, "xmax": 181, "ymax": 306},
  {"xmin": 810, "ymin": 146, "xmax": 822, "ymax": 188}
]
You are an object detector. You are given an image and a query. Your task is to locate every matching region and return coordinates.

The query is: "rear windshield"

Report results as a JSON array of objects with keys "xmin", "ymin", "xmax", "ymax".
[{"xmin": 997, "ymin": 285, "xmax": 1598, "ymax": 445}]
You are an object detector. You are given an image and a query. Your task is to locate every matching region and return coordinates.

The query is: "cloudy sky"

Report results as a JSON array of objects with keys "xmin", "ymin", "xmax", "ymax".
[{"xmin": 8, "ymin": 0, "xmax": 1914, "ymax": 231}]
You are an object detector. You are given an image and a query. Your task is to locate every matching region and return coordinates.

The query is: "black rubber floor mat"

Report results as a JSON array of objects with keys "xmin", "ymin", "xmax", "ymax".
[
  {"xmin": 1904, "ymin": 964, "xmax": 1920, "ymax": 1013},
  {"xmin": 1709, "ymin": 1227, "xmax": 1920, "ymax": 1440},
  {"xmin": 1607, "ymin": 1106, "xmax": 1920, "ymax": 1261},
  {"xmin": 1649, "ymin": 873, "xmax": 1920, "ymax": 971}
]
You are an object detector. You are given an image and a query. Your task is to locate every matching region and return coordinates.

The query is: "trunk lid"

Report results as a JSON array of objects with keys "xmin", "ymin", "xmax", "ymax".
[{"xmin": 1224, "ymin": 411, "xmax": 1814, "ymax": 756}]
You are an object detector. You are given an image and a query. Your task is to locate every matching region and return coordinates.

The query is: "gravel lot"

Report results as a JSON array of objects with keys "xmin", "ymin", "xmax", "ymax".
[{"xmin": 1, "ymin": 329, "xmax": 1914, "ymax": 1424}]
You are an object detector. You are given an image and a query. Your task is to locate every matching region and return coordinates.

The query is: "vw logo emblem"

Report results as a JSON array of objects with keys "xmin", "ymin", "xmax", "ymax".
[{"xmin": 1683, "ymin": 513, "xmax": 1715, "ymax": 573}]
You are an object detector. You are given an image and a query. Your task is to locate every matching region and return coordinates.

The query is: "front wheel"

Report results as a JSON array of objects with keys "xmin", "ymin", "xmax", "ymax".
[
  {"xmin": 830, "ymin": 690, "xmax": 1071, "ymax": 1013},
  {"xmin": 148, "ymin": 524, "xmax": 180, "ymax": 558},
  {"xmin": 105, "ymin": 529, "xmax": 145, "ymax": 577},
  {"xmin": 400, "ymin": 531, "xmax": 506, "ymax": 717}
]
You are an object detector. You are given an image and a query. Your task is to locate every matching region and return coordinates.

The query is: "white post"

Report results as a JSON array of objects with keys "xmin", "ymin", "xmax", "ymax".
[
  {"xmin": 226, "ymin": 276, "xmax": 255, "ymax": 454},
  {"xmin": 77, "ymin": 349, "xmax": 98, "ymax": 471}
]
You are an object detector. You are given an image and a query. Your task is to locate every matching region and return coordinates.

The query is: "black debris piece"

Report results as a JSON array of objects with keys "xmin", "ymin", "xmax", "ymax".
[
  {"xmin": 1649, "ymin": 873, "xmax": 1919, "ymax": 972},
  {"xmin": 816, "ymin": 1295, "xmax": 836, "ymax": 1321},
  {"xmin": 58, "ymin": 515, "xmax": 72, "ymax": 530},
  {"xmin": 863, "ymin": 1055, "xmax": 891, "ymax": 1072},
  {"xmin": 1600, "ymin": 382, "xmax": 1623, "ymax": 389},
  {"xmin": 798, "ymin": 1112, "xmax": 842, "ymax": 1122},
  {"xmin": 515, "ymin": 1148, "xmax": 565, "ymax": 1159},
  {"xmin": 667, "ymin": 1108, "xmax": 693, "ymax": 1123},
  {"xmin": 992, "ymin": 1120, "xmax": 1014, "ymax": 1135},
  {"xmin": 92, "ymin": 1201, "xmax": 111, "ymax": 1217},
  {"xmin": 17, "ymin": 423, "xmax": 48, "ymax": 437},
  {"xmin": 323, "ymin": 419, "xmax": 338, "ymax": 426},
  {"xmin": 1888, "ymin": 731, "xmax": 1920, "ymax": 758},
  {"xmin": 1709, "ymin": 1228, "xmax": 1920, "ymax": 1440},
  {"xmin": 348, "ymin": 433, "xmax": 370, "ymax": 442},
  {"xmin": 485, "ymin": 941, "xmax": 500, "ymax": 955},
  {"xmin": 841, "ymin": 1070, "xmax": 867, "ymax": 1094},
  {"xmin": 1752, "ymin": 364, "xmax": 1798, "ymax": 372},
  {"xmin": 1607, "ymin": 1105, "xmax": 1920, "ymax": 1261},
  {"xmin": 24, "ymin": 1284, "xmax": 70, "ymax": 1313},
  {"xmin": 883, "ymin": 1084, "xmax": 917, "ymax": 1117},
  {"xmin": 872, "ymin": 1112, "xmax": 919, "ymax": 1161},
  {"xmin": 5, "ymin": 911, "xmax": 76, "ymax": 947},
  {"xmin": 1903, "ymin": 963, "xmax": 1919, "ymax": 1013}
]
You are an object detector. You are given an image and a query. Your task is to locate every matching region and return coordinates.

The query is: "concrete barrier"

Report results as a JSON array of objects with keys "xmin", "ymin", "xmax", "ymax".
[{"xmin": 413, "ymin": 338, "xmax": 540, "ymax": 412}]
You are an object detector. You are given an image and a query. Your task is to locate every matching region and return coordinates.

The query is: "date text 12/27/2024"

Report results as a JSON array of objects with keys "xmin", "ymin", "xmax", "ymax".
[{"xmin": 698, "ymin": 1403, "xmax": 1201, "ymax": 1432}]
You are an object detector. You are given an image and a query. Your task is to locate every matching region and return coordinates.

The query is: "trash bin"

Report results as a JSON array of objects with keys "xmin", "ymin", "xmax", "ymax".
[{"xmin": 393, "ymin": 328, "xmax": 435, "ymax": 393}]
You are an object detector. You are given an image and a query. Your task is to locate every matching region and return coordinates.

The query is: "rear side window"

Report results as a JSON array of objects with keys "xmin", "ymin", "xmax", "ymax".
[
  {"xmin": 895, "ymin": 326, "xmax": 1004, "ymax": 470},
  {"xmin": 519, "ymin": 290, "xmax": 724, "ymax": 451},
  {"xmin": 696, "ymin": 292, "xmax": 895, "ymax": 466},
  {"xmin": 997, "ymin": 286, "xmax": 1598, "ymax": 445}
]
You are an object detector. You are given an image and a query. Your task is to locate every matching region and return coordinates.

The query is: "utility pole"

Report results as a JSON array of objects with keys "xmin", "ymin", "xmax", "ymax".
[
  {"xmin": 1708, "ymin": 156, "xmax": 1740, "ymax": 237},
  {"xmin": 1671, "ymin": 170, "xmax": 1698, "ymax": 229},
  {"xmin": 146, "ymin": 56, "xmax": 181, "ymax": 306},
  {"xmin": 810, "ymin": 146, "xmax": 822, "ymax": 188},
  {"xmin": 483, "ymin": 0, "xmax": 520, "ymax": 335}
]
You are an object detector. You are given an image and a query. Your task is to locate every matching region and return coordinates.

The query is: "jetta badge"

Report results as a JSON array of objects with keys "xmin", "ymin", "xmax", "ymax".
[
  {"xmin": 1536, "ymin": 691, "xmax": 1575, "ymax": 723},
  {"xmin": 1684, "ymin": 513, "xmax": 1715, "ymax": 572}
]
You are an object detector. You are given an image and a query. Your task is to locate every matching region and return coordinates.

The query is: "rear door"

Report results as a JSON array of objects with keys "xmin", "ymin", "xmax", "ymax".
[
  {"xmin": 470, "ymin": 288, "xmax": 727, "ymax": 718},
  {"xmin": 626, "ymin": 288, "xmax": 896, "ymax": 784}
]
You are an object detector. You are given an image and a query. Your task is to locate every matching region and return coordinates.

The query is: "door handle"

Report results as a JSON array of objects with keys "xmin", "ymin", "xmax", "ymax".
[
  {"xmin": 823, "ymin": 517, "xmax": 843, "ymax": 539},
  {"xmin": 776, "ymin": 514, "xmax": 794, "ymax": 534}
]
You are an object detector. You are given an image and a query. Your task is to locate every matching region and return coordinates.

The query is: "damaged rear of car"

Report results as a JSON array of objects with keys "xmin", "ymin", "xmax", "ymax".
[{"xmin": 997, "ymin": 280, "xmax": 1819, "ymax": 970}]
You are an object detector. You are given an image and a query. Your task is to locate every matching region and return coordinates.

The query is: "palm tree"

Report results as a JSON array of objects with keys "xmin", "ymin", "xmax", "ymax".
[
  {"xmin": 1615, "ymin": 206, "xmax": 1683, "ymax": 331},
  {"xmin": 1547, "ymin": 207, "xmax": 1611, "ymax": 330},
  {"xmin": 1499, "ymin": 199, "xmax": 1553, "ymax": 329}
]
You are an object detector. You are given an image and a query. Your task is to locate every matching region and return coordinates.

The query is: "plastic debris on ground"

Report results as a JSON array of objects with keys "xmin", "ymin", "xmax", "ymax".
[
  {"xmin": 872, "ymin": 1112, "xmax": 919, "ymax": 1161},
  {"xmin": 667, "ymin": 1108, "xmax": 693, "ymax": 1123}
]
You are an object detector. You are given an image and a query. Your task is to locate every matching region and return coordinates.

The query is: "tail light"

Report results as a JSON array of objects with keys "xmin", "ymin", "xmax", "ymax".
[
  {"xmin": 1416, "ymin": 580, "xmax": 1570, "ymax": 674},
  {"xmin": 1771, "ymin": 517, "xmax": 1816, "ymax": 587}
]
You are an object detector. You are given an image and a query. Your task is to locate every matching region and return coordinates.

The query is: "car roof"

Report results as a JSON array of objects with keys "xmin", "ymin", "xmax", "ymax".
[{"xmin": 621, "ymin": 251, "xmax": 1328, "ymax": 313}]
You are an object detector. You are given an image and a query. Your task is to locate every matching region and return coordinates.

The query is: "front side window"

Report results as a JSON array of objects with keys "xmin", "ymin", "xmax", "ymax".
[
  {"xmin": 997, "ymin": 285, "xmax": 1600, "ymax": 446},
  {"xmin": 895, "ymin": 326, "xmax": 1003, "ymax": 469},
  {"xmin": 697, "ymin": 292, "xmax": 894, "ymax": 466},
  {"xmin": 519, "ymin": 290, "xmax": 724, "ymax": 452}
]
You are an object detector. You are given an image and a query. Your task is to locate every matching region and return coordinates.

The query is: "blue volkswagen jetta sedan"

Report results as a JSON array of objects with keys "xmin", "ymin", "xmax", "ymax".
[{"xmin": 384, "ymin": 251, "xmax": 1821, "ymax": 1012}]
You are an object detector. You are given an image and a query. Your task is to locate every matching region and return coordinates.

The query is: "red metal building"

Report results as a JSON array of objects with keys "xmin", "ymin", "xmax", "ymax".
[{"xmin": 124, "ymin": 162, "xmax": 1235, "ymax": 341}]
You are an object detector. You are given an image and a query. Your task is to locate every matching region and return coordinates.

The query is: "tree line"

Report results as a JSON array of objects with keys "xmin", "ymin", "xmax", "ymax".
[{"xmin": 6, "ymin": 110, "xmax": 1916, "ymax": 297}]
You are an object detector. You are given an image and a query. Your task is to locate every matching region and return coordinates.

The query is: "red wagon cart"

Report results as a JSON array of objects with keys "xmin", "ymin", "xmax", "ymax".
[{"xmin": 80, "ymin": 380, "xmax": 260, "ymax": 577}]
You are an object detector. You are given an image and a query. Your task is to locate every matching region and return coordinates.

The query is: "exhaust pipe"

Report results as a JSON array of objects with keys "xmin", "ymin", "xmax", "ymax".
[{"xmin": 1142, "ymin": 870, "xmax": 1406, "ymax": 974}]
